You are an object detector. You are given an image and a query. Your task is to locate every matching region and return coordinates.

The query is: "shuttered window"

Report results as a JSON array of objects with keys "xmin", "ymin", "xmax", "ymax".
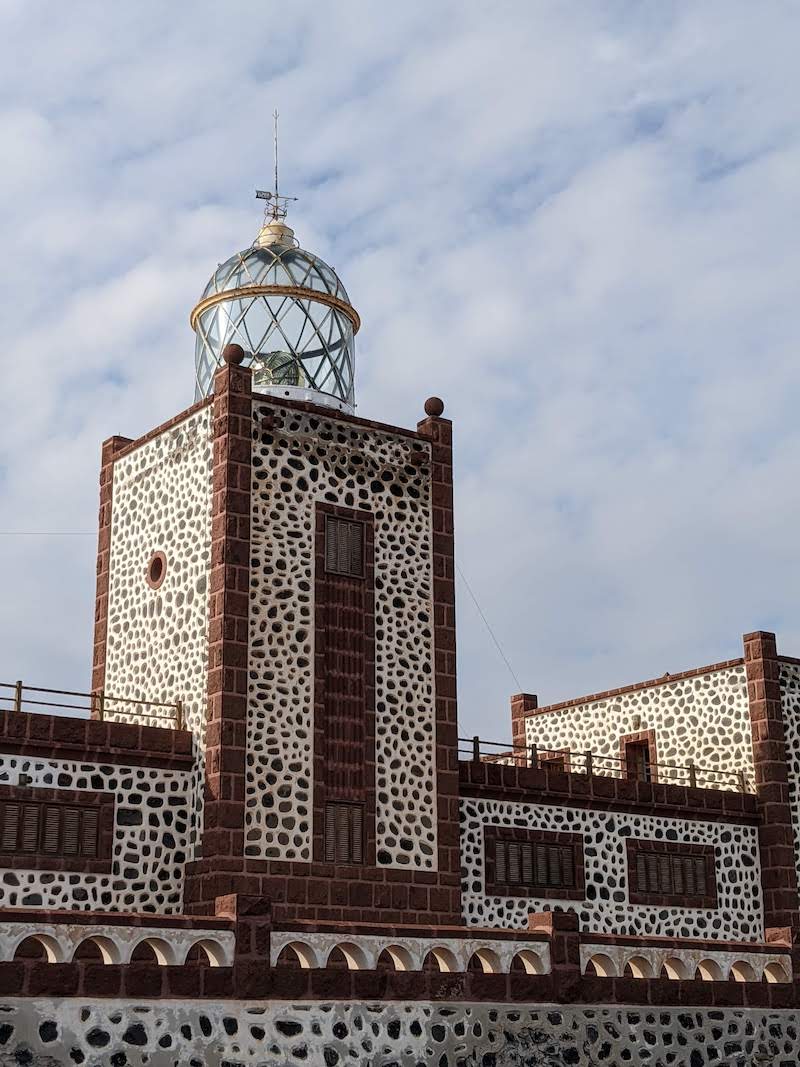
[
  {"xmin": 0, "ymin": 798, "xmax": 100, "ymax": 859},
  {"xmin": 635, "ymin": 850, "xmax": 709, "ymax": 898},
  {"xmin": 325, "ymin": 516, "xmax": 365, "ymax": 578},
  {"xmin": 493, "ymin": 838, "xmax": 577, "ymax": 891},
  {"xmin": 324, "ymin": 802, "xmax": 364, "ymax": 864}
]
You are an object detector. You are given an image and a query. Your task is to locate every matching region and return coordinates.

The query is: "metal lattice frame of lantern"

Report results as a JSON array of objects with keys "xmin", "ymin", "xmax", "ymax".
[{"xmin": 190, "ymin": 224, "xmax": 361, "ymax": 412}]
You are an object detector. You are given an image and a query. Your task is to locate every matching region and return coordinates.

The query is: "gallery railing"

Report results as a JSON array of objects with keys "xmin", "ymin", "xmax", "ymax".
[
  {"xmin": 458, "ymin": 736, "xmax": 751, "ymax": 793},
  {"xmin": 0, "ymin": 680, "xmax": 184, "ymax": 730}
]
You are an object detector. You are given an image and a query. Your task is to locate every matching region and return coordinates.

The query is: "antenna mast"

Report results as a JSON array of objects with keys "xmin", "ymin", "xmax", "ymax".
[{"xmin": 256, "ymin": 109, "xmax": 298, "ymax": 223}]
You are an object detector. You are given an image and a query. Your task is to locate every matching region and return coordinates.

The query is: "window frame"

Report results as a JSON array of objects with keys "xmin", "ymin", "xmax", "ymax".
[
  {"xmin": 619, "ymin": 729, "xmax": 658, "ymax": 784},
  {"xmin": 324, "ymin": 514, "xmax": 366, "ymax": 579},
  {"xmin": 0, "ymin": 786, "xmax": 115, "ymax": 873},
  {"xmin": 626, "ymin": 838, "xmax": 718, "ymax": 908},
  {"xmin": 324, "ymin": 801, "xmax": 365, "ymax": 865},
  {"xmin": 484, "ymin": 827, "xmax": 585, "ymax": 900}
]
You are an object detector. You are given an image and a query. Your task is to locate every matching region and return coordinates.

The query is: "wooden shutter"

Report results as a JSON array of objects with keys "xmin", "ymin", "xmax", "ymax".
[
  {"xmin": 548, "ymin": 846, "xmax": 562, "ymax": 887},
  {"xmin": 325, "ymin": 516, "xmax": 340, "ymax": 574},
  {"xmin": 348, "ymin": 523, "xmax": 363, "ymax": 576},
  {"xmin": 694, "ymin": 855, "xmax": 707, "ymax": 896},
  {"xmin": 324, "ymin": 802, "xmax": 364, "ymax": 864},
  {"xmin": 350, "ymin": 803, "xmax": 363, "ymax": 864},
  {"xmin": 494, "ymin": 840, "xmax": 507, "ymax": 883},
  {"xmin": 62, "ymin": 808, "xmax": 81, "ymax": 855},
  {"xmin": 521, "ymin": 842, "xmax": 534, "ymax": 885},
  {"xmin": 1, "ymin": 804, "xmax": 20, "ymax": 851},
  {"xmin": 325, "ymin": 516, "xmax": 364, "ymax": 578},
  {"xmin": 506, "ymin": 841, "xmax": 521, "ymax": 884},
  {"xmin": 81, "ymin": 809, "xmax": 99, "ymax": 857},
  {"xmin": 561, "ymin": 846, "xmax": 575, "ymax": 888},
  {"xmin": 42, "ymin": 807, "xmax": 61, "ymax": 854},
  {"xmin": 21, "ymin": 806, "xmax": 39, "ymax": 852}
]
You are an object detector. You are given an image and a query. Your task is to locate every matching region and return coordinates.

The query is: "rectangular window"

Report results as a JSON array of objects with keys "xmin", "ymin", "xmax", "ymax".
[
  {"xmin": 626, "ymin": 839, "xmax": 717, "ymax": 907},
  {"xmin": 485, "ymin": 828, "xmax": 585, "ymax": 900},
  {"xmin": 620, "ymin": 730, "xmax": 658, "ymax": 783},
  {"xmin": 324, "ymin": 802, "xmax": 364, "ymax": 864},
  {"xmin": 325, "ymin": 515, "xmax": 365, "ymax": 578},
  {"xmin": 0, "ymin": 788, "xmax": 113, "ymax": 872},
  {"xmin": 539, "ymin": 749, "xmax": 570, "ymax": 772},
  {"xmin": 624, "ymin": 741, "xmax": 652, "ymax": 782}
]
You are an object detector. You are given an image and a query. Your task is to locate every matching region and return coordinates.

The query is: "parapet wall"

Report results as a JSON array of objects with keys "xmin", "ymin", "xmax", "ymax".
[
  {"xmin": 518, "ymin": 660, "xmax": 753, "ymax": 791},
  {"xmin": 0, "ymin": 713, "xmax": 195, "ymax": 912}
]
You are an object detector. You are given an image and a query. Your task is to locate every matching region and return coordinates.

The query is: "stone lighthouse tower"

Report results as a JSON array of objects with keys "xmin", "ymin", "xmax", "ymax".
[{"xmin": 91, "ymin": 192, "xmax": 461, "ymax": 923}]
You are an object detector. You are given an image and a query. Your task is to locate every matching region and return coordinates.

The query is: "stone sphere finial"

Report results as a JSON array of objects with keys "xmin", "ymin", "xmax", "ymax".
[
  {"xmin": 222, "ymin": 343, "xmax": 245, "ymax": 365},
  {"xmin": 424, "ymin": 396, "xmax": 445, "ymax": 417}
]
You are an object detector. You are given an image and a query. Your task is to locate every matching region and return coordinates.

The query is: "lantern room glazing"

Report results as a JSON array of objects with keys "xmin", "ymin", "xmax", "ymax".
[{"xmin": 191, "ymin": 221, "xmax": 359, "ymax": 412}]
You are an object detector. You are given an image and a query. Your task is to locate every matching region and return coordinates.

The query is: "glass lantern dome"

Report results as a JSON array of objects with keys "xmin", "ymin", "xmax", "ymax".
[{"xmin": 191, "ymin": 218, "xmax": 360, "ymax": 412}]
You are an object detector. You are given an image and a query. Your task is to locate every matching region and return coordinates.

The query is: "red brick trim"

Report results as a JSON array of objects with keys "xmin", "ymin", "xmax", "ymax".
[
  {"xmin": 145, "ymin": 550, "xmax": 167, "ymax": 590},
  {"xmin": 620, "ymin": 729, "xmax": 658, "ymax": 784},
  {"xmin": 200, "ymin": 362, "xmax": 253, "ymax": 861},
  {"xmin": 511, "ymin": 693, "xmax": 537, "ymax": 763},
  {"xmin": 625, "ymin": 838, "xmax": 718, "ymax": 909},
  {"xmin": 0, "ymin": 907, "xmax": 231, "ymax": 929},
  {"xmin": 271, "ymin": 916, "xmax": 551, "ymax": 942},
  {"xmin": 484, "ymin": 826, "xmax": 585, "ymax": 900},
  {"xmin": 91, "ymin": 435, "xmax": 132, "ymax": 697},
  {"xmin": 0, "ymin": 787, "xmax": 114, "ymax": 873},
  {"xmin": 538, "ymin": 748, "xmax": 571, "ymax": 772},
  {"xmin": 417, "ymin": 412, "xmax": 461, "ymax": 922},
  {"xmin": 313, "ymin": 503, "xmax": 376, "ymax": 866},
  {"xmin": 0, "ymin": 712, "xmax": 194, "ymax": 770},
  {"xmin": 459, "ymin": 761, "xmax": 760, "ymax": 825},
  {"xmin": 581, "ymin": 931, "xmax": 791, "ymax": 954},
  {"xmin": 183, "ymin": 856, "xmax": 462, "ymax": 924},
  {"xmin": 110, "ymin": 398, "xmax": 213, "ymax": 463},
  {"xmin": 3, "ymin": 963, "xmax": 797, "ymax": 1006},
  {"xmin": 744, "ymin": 630, "xmax": 800, "ymax": 929},
  {"xmin": 525, "ymin": 659, "xmax": 746, "ymax": 718}
]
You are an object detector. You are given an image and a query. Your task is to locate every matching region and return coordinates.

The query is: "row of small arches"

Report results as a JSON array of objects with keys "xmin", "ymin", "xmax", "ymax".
[
  {"xmin": 276, "ymin": 941, "xmax": 545, "ymax": 974},
  {"xmin": 584, "ymin": 953, "xmax": 790, "ymax": 984},
  {"xmin": 11, "ymin": 934, "xmax": 227, "ymax": 967}
]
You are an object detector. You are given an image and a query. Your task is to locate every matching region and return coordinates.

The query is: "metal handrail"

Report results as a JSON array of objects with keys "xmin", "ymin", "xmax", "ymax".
[
  {"xmin": 0, "ymin": 681, "xmax": 184, "ymax": 730},
  {"xmin": 458, "ymin": 736, "xmax": 751, "ymax": 794}
]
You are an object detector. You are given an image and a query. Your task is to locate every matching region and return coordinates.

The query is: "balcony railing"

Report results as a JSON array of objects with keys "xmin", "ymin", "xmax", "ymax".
[
  {"xmin": 458, "ymin": 736, "xmax": 751, "ymax": 794},
  {"xmin": 0, "ymin": 681, "xmax": 184, "ymax": 730}
]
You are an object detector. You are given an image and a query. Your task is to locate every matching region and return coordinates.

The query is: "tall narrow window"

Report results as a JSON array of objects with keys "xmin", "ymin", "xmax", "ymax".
[
  {"xmin": 325, "ymin": 515, "xmax": 364, "ymax": 578},
  {"xmin": 324, "ymin": 802, "xmax": 364, "ymax": 864},
  {"xmin": 620, "ymin": 731, "xmax": 657, "ymax": 783},
  {"xmin": 624, "ymin": 740, "xmax": 652, "ymax": 782}
]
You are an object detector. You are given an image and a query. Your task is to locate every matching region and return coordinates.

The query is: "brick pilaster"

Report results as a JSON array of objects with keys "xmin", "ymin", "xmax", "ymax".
[
  {"xmin": 201, "ymin": 355, "xmax": 253, "ymax": 860},
  {"xmin": 511, "ymin": 693, "xmax": 537, "ymax": 761},
  {"xmin": 417, "ymin": 408, "xmax": 461, "ymax": 917},
  {"xmin": 744, "ymin": 630, "xmax": 800, "ymax": 930},
  {"xmin": 91, "ymin": 435, "xmax": 132, "ymax": 702}
]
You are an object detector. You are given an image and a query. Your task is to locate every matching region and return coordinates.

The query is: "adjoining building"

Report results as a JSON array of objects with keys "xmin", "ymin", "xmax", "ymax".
[{"xmin": 0, "ymin": 191, "xmax": 798, "ymax": 1065}]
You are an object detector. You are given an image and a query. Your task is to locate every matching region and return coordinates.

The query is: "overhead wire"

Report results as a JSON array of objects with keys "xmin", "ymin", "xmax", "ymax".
[{"xmin": 456, "ymin": 562, "xmax": 523, "ymax": 692}]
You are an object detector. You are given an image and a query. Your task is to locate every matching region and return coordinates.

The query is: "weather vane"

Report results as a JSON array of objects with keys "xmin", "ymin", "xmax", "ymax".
[{"xmin": 256, "ymin": 109, "xmax": 298, "ymax": 222}]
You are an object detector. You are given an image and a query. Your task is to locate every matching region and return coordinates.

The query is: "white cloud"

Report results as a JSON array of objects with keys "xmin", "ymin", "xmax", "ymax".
[{"xmin": 0, "ymin": 1, "xmax": 799, "ymax": 745}]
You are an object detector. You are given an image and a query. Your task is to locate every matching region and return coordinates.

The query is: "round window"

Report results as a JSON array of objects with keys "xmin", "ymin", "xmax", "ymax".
[{"xmin": 146, "ymin": 551, "xmax": 167, "ymax": 589}]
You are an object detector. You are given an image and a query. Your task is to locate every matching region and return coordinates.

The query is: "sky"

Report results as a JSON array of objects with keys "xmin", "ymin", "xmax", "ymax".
[{"xmin": 0, "ymin": 1, "xmax": 799, "ymax": 738}]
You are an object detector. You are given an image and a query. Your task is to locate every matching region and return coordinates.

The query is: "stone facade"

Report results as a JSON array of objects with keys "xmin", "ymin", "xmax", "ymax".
[
  {"xmin": 1, "ymin": 1000, "xmax": 800, "ymax": 1065},
  {"xmin": 6, "ymin": 383, "xmax": 800, "ymax": 1065}
]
